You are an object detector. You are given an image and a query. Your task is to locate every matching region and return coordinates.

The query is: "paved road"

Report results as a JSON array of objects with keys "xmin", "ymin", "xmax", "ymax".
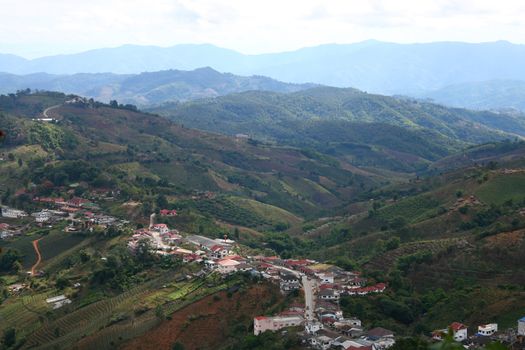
[
  {"xmin": 302, "ymin": 275, "xmax": 317, "ymax": 321},
  {"xmin": 30, "ymin": 238, "xmax": 44, "ymax": 276},
  {"xmin": 42, "ymin": 104, "xmax": 61, "ymax": 119}
]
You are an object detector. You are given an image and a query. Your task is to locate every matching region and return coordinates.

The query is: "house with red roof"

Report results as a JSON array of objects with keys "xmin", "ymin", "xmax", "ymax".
[
  {"xmin": 210, "ymin": 244, "xmax": 231, "ymax": 258},
  {"xmin": 432, "ymin": 322, "xmax": 468, "ymax": 342},
  {"xmin": 67, "ymin": 197, "xmax": 90, "ymax": 208},
  {"xmin": 151, "ymin": 223, "xmax": 169, "ymax": 234},
  {"xmin": 160, "ymin": 209, "xmax": 178, "ymax": 217}
]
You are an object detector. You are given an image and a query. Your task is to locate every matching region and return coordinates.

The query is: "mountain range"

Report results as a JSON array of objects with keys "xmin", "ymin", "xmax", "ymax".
[
  {"xmin": 2, "ymin": 41, "xmax": 525, "ymax": 96},
  {"xmin": 0, "ymin": 68, "xmax": 313, "ymax": 105},
  {"xmin": 420, "ymin": 79, "xmax": 525, "ymax": 111}
]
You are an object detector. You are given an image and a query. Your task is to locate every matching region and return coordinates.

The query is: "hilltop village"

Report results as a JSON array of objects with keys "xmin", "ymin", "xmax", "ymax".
[{"xmin": 2, "ymin": 190, "xmax": 525, "ymax": 350}]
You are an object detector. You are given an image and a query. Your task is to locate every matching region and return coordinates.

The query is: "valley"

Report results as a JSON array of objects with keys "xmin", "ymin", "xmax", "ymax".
[{"xmin": 1, "ymin": 89, "xmax": 524, "ymax": 350}]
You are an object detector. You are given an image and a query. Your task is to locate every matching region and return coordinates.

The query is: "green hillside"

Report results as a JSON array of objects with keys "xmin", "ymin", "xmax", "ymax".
[
  {"xmin": 1, "ymin": 90, "xmax": 524, "ymax": 349},
  {"xmin": 151, "ymin": 87, "xmax": 522, "ymax": 172}
]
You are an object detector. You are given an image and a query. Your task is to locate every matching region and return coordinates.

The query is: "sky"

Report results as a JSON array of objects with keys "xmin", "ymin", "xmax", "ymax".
[{"xmin": 1, "ymin": 0, "xmax": 524, "ymax": 58}]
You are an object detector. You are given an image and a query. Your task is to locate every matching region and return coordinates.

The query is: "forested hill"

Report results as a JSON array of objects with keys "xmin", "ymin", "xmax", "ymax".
[
  {"xmin": 0, "ymin": 91, "xmax": 384, "ymax": 219},
  {"xmin": 0, "ymin": 67, "xmax": 314, "ymax": 106},
  {"xmin": 150, "ymin": 87, "xmax": 525, "ymax": 171}
]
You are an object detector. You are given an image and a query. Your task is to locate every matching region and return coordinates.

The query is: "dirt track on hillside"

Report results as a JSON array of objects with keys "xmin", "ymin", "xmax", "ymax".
[{"xmin": 30, "ymin": 237, "xmax": 43, "ymax": 276}]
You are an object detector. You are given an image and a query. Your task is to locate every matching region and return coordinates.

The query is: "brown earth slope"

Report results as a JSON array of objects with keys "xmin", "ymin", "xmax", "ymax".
[{"xmin": 121, "ymin": 283, "xmax": 283, "ymax": 350}]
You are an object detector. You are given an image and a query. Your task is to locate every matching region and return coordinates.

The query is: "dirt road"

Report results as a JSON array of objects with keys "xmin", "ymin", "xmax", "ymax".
[{"xmin": 31, "ymin": 238, "xmax": 43, "ymax": 276}]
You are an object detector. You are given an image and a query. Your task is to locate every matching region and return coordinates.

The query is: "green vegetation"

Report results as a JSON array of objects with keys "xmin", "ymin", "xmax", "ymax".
[
  {"xmin": 476, "ymin": 172, "xmax": 525, "ymax": 205},
  {"xmin": 1, "ymin": 90, "xmax": 525, "ymax": 348}
]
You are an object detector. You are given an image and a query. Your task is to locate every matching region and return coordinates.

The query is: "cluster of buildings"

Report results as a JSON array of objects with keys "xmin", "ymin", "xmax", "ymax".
[
  {"xmin": 0, "ymin": 195, "xmax": 126, "ymax": 240},
  {"xmin": 0, "ymin": 222, "xmax": 22, "ymax": 239},
  {"xmin": 252, "ymin": 259, "xmax": 392, "ymax": 349},
  {"xmin": 1, "ymin": 205, "xmax": 28, "ymax": 219},
  {"xmin": 433, "ymin": 319, "xmax": 525, "ymax": 349},
  {"xmin": 252, "ymin": 257, "xmax": 386, "ymax": 298}
]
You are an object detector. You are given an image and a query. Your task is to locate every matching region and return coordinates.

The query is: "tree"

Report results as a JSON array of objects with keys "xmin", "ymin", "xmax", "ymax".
[
  {"xmin": 0, "ymin": 250, "xmax": 22, "ymax": 273},
  {"xmin": 156, "ymin": 194, "xmax": 168, "ymax": 209},
  {"xmin": 233, "ymin": 227, "xmax": 240, "ymax": 240},
  {"xmin": 171, "ymin": 342, "xmax": 185, "ymax": 350},
  {"xmin": 55, "ymin": 277, "xmax": 69, "ymax": 290},
  {"xmin": 386, "ymin": 236, "xmax": 400, "ymax": 250},
  {"xmin": 2, "ymin": 327, "xmax": 16, "ymax": 348},
  {"xmin": 389, "ymin": 337, "xmax": 428, "ymax": 350},
  {"xmin": 155, "ymin": 304, "xmax": 165, "ymax": 320}
]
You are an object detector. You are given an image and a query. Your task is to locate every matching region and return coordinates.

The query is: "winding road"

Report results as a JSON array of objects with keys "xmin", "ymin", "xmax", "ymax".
[
  {"xmin": 42, "ymin": 104, "xmax": 61, "ymax": 119},
  {"xmin": 30, "ymin": 238, "xmax": 44, "ymax": 276}
]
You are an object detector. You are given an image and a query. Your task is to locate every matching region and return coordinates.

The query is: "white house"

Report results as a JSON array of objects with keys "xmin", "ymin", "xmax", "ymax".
[
  {"xmin": 477, "ymin": 323, "xmax": 498, "ymax": 336},
  {"xmin": 305, "ymin": 320, "xmax": 324, "ymax": 334},
  {"xmin": 317, "ymin": 273, "xmax": 335, "ymax": 284},
  {"xmin": 1, "ymin": 206, "xmax": 28, "ymax": 218},
  {"xmin": 32, "ymin": 210, "xmax": 52, "ymax": 223},
  {"xmin": 433, "ymin": 322, "xmax": 468, "ymax": 342},
  {"xmin": 211, "ymin": 244, "xmax": 231, "ymax": 258},
  {"xmin": 318, "ymin": 288, "xmax": 339, "ymax": 300},
  {"xmin": 254, "ymin": 315, "xmax": 304, "ymax": 335},
  {"xmin": 217, "ymin": 258, "xmax": 240, "ymax": 274},
  {"xmin": 151, "ymin": 223, "xmax": 169, "ymax": 234},
  {"xmin": 518, "ymin": 317, "xmax": 525, "ymax": 336}
]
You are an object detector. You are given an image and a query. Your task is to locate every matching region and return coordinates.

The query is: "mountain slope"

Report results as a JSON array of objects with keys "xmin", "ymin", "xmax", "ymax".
[
  {"xmin": 151, "ymin": 87, "xmax": 523, "ymax": 171},
  {"xmin": 3, "ymin": 41, "xmax": 525, "ymax": 94},
  {"xmin": 0, "ymin": 68, "xmax": 313, "ymax": 105},
  {"xmin": 420, "ymin": 79, "xmax": 525, "ymax": 111},
  {"xmin": 0, "ymin": 91, "xmax": 382, "ymax": 218}
]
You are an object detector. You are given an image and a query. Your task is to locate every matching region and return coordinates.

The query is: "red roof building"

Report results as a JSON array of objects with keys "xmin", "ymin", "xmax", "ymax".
[
  {"xmin": 67, "ymin": 197, "xmax": 90, "ymax": 207},
  {"xmin": 160, "ymin": 209, "xmax": 178, "ymax": 216},
  {"xmin": 450, "ymin": 322, "xmax": 467, "ymax": 332}
]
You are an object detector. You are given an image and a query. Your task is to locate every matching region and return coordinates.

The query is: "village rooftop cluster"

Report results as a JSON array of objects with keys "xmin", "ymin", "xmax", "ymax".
[{"xmin": 2, "ymin": 198, "xmax": 525, "ymax": 349}]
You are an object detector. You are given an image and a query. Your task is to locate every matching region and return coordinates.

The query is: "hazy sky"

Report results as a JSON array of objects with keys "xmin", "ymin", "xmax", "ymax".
[{"xmin": 1, "ymin": 0, "xmax": 524, "ymax": 58}]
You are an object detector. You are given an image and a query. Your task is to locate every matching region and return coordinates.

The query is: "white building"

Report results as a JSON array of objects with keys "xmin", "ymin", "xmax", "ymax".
[
  {"xmin": 433, "ymin": 322, "xmax": 468, "ymax": 342},
  {"xmin": 519, "ymin": 317, "xmax": 525, "ymax": 336},
  {"xmin": 46, "ymin": 295, "xmax": 72, "ymax": 309},
  {"xmin": 217, "ymin": 258, "xmax": 240, "ymax": 274},
  {"xmin": 305, "ymin": 320, "xmax": 324, "ymax": 334},
  {"xmin": 477, "ymin": 323, "xmax": 498, "ymax": 336},
  {"xmin": 253, "ymin": 315, "xmax": 304, "ymax": 335},
  {"xmin": 1, "ymin": 206, "xmax": 28, "ymax": 218},
  {"xmin": 317, "ymin": 273, "xmax": 334, "ymax": 284},
  {"xmin": 151, "ymin": 223, "xmax": 169, "ymax": 234},
  {"xmin": 32, "ymin": 210, "xmax": 52, "ymax": 223}
]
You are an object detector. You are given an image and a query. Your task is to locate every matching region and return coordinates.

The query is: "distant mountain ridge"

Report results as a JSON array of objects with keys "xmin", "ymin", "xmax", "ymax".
[
  {"xmin": 150, "ymin": 87, "xmax": 525, "ymax": 172},
  {"xmin": 2, "ymin": 41, "xmax": 525, "ymax": 95},
  {"xmin": 420, "ymin": 79, "xmax": 525, "ymax": 111},
  {"xmin": 0, "ymin": 67, "xmax": 314, "ymax": 105}
]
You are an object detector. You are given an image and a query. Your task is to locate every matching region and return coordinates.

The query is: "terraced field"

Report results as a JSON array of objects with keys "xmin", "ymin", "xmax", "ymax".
[
  {"xmin": 17, "ymin": 274, "xmax": 234, "ymax": 350},
  {"xmin": 0, "ymin": 292, "xmax": 51, "ymax": 340},
  {"xmin": 476, "ymin": 172, "xmax": 525, "ymax": 205},
  {"xmin": 73, "ymin": 278, "xmax": 234, "ymax": 350},
  {"xmin": 364, "ymin": 238, "xmax": 460, "ymax": 271},
  {"xmin": 23, "ymin": 279, "xmax": 162, "ymax": 349}
]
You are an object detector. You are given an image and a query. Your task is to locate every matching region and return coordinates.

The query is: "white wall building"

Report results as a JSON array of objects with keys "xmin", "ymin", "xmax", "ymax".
[
  {"xmin": 1, "ymin": 206, "xmax": 28, "ymax": 218},
  {"xmin": 518, "ymin": 317, "xmax": 525, "ymax": 336},
  {"xmin": 477, "ymin": 323, "xmax": 498, "ymax": 336},
  {"xmin": 217, "ymin": 258, "xmax": 240, "ymax": 274},
  {"xmin": 254, "ymin": 315, "xmax": 304, "ymax": 335},
  {"xmin": 32, "ymin": 210, "xmax": 52, "ymax": 223}
]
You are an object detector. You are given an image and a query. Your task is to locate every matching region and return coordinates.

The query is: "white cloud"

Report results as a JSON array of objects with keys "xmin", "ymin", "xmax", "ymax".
[{"xmin": 0, "ymin": 0, "xmax": 524, "ymax": 58}]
